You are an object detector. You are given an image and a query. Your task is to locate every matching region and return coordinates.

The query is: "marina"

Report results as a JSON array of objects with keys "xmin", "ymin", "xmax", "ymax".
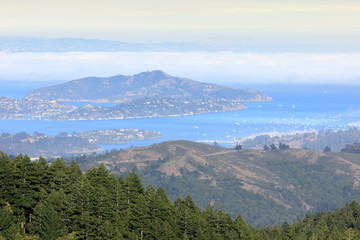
[{"xmin": 0, "ymin": 85, "xmax": 359, "ymax": 150}]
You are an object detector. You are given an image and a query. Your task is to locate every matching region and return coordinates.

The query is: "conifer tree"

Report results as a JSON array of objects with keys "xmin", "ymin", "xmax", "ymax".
[
  {"xmin": 0, "ymin": 203, "xmax": 18, "ymax": 239},
  {"xmin": 234, "ymin": 214, "xmax": 254, "ymax": 240},
  {"xmin": 39, "ymin": 201, "xmax": 67, "ymax": 240}
]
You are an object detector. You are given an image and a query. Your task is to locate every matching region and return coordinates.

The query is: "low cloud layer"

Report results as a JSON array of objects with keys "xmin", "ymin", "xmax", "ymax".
[{"xmin": 0, "ymin": 51, "xmax": 359, "ymax": 85}]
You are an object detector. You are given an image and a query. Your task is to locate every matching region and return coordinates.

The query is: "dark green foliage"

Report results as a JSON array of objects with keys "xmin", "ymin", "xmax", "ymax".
[
  {"xmin": 5, "ymin": 153, "xmax": 360, "ymax": 239},
  {"xmin": 257, "ymin": 200, "xmax": 360, "ymax": 239},
  {"xmin": 270, "ymin": 143, "xmax": 278, "ymax": 152},
  {"xmin": 39, "ymin": 201, "xmax": 67, "ymax": 240},
  {"xmin": 235, "ymin": 144, "xmax": 242, "ymax": 150},
  {"xmin": 244, "ymin": 128, "xmax": 360, "ymax": 152},
  {"xmin": 266, "ymin": 158, "xmax": 355, "ymax": 213},
  {"xmin": 278, "ymin": 142, "xmax": 290, "ymax": 150},
  {"xmin": 60, "ymin": 143, "xmax": 360, "ymax": 227},
  {"xmin": 234, "ymin": 214, "xmax": 254, "ymax": 240},
  {"xmin": 138, "ymin": 160, "xmax": 303, "ymax": 227},
  {"xmin": 0, "ymin": 203, "xmax": 18, "ymax": 240},
  {"xmin": 324, "ymin": 146, "xmax": 331, "ymax": 152},
  {"xmin": 263, "ymin": 144, "xmax": 270, "ymax": 151},
  {"xmin": 341, "ymin": 142, "xmax": 360, "ymax": 154}
]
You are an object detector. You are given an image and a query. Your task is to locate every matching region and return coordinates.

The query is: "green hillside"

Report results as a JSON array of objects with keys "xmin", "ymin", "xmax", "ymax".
[
  {"xmin": 2, "ymin": 153, "xmax": 360, "ymax": 239},
  {"xmin": 63, "ymin": 140, "xmax": 360, "ymax": 227}
]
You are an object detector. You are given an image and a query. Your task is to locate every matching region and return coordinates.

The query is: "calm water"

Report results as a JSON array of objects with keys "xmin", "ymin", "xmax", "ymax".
[{"xmin": 0, "ymin": 84, "xmax": 359, "ymax": 150}]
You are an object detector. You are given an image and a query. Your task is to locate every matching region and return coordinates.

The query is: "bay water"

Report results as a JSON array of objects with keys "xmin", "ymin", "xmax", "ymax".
[{"xmin": 0, "ymin": 83, "xmax": 359, "ymax": 150}]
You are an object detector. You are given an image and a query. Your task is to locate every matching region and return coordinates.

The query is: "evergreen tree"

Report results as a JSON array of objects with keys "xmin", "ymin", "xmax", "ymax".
[
  {"xmin": 235, "ymin": 144, "xmax": 242, "ymax": 151},
  {"xmin": 234, "ymin": 214, "xmax": 254, "ymax": 240},
  {"xmin": 278, "ymin": 142, "xmax": 290, "ymax": 150},
  {"xmin": 48, "ymin": 159, "xmax": 70, "ymax": 192},
  {"xmin": 0, "ymin": 203, "xmax": 18, "ymax": 240},
  {"xmin": 263, "ymin": 144, "xmax": 270, "ymax": 151},
  {"xmin": 39, "ymin": 201, "xmax": 67, "ymax": 240},
  {"xmin": 11, "ymin": 155, "xmax": 42, "ymax": 233},
  {"xmin": 323, "ymin": 146, "xmax": 331, "ymax": 152},
  {"xmin": 270, "ymin": 143, "xmax": 278, "ymax": 152}
]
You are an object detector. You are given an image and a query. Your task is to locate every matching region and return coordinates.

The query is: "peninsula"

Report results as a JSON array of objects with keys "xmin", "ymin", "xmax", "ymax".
[
  {"xmin": 0, "ymin": 129, "xmax": 162, "ymax": 158},
  {"xmin": 1, "ymin": 71, "xmax": 271, "ymax": 120}
]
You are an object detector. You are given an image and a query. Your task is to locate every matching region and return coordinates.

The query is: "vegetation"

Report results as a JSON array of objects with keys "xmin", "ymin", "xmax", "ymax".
[
  {"xmin": 260, "ymin": 201, "xmax": 360, "ymax": 239},
  {"xmin": 3, "ymin": 152, "xmax": 360, "ymax": 239},
  {"xmin": 58, "ymin": 140, "xmax": 360, "ymax": 227},
  {"xmin": 243, "ymin": 127, "xmax": 360, "ymax": 152},
  {"xmin": 0, "ymin": 131, "xmax": 100, "ymax": 158},
  {"xmin": 0, "ymin": 153, "xmax": 254, "ymax": 239},
  {"xmin": 341, "ymin": 142, "xmax": 360, "ymax": 154},
  {"xmin": 234, "ymin": 144, "xmax": 242, "ymax": 150},
  {"xmin": 24, "ymin": 70, "xmax": 271, "ymax": 103}
]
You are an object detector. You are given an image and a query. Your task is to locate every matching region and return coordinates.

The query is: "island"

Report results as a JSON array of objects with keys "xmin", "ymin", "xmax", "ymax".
[
  {"xmin": 0, "ymin": 129, "xmax": 162, "ymax": 158},
  {"xmin": 0, "ymin": 70, "xmax": 271, "ymax": 120}
]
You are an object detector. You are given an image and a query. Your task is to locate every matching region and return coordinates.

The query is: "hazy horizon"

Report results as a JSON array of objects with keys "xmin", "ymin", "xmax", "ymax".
[
  {"xmin": 1, "ymin": 1, "xmax": 360, "ymax": 85},
  {"xmin": 2, "ymin": 1, "xmax": 360, "ymax": 47},
  {"xmin": 0, "ymin": 51, "xmax": 359, "ymax": 85}
]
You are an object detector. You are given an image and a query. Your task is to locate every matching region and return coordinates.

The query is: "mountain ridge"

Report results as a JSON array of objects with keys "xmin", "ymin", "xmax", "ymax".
[
  {"xmin": 24, "ymin": 70, "xmax": 271, "ymax": 103},
  {"xmin": 65, "ymin": 139, "xmax": 360, "ymax": 226}
]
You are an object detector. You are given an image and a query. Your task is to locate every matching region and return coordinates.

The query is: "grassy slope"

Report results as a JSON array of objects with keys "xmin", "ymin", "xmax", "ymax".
[{"xmin": 66, "ymin": 140, "xmax": 360, "ymax": 227}]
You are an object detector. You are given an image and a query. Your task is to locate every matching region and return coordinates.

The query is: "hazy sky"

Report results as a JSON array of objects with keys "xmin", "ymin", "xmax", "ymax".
[
  {"xmin": 1, "ymin": 52, "xmax": 360, "ymax": 85},
  {"xmin": 1, "ymin": 0, "xmax": 360, "ymax": 45},
  {"xmin": 1, "ymin": 1, "xmax": 360, "ymax": 85}
]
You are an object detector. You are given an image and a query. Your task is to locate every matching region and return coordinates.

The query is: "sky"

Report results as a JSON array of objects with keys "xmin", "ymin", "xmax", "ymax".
[
  {"xmin": 1, "ymin": 0, "xmax": 360, "ymax": 45},
  {"xmin": 1, "ymin": 0, "xmax": 360, "ymax": 84},
  {"xmin": 1, "ymin": 52, "xmax": 360, "ymax": 85}
]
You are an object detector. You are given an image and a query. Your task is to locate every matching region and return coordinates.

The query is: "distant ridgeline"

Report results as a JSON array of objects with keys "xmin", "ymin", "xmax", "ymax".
[
  {"xmin": 0, "ymin": 129, "xmax": 161, "ymax": 158},
  {"xmin": 24, "ymin": 70, "xmax": 270, "ymax": 103},
  {"xmin": 60, "ymin": 140, "xmax": 360, "ymax": 228},
  {"xmin": 1, "ymin": 36, "xmax": 354, "ymax": 52},
  {"xmin": 242, "ymin": 128, "xmax": 360, "ymax": 152},
  {"xmin": 2, "ymin": 154, "xmax": 360, "ymax": 239},
  {"xmin": 0, "ymin": 71, "xmax": 271, "ymax": 120}
]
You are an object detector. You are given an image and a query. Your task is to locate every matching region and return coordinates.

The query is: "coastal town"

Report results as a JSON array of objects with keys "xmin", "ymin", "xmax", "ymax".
[
  {"xmin": 0, "ymin": 96, "xmax": 247, "ymax": 120},
  {"xmin": 0, "ymin": 128, "xmax": 162, "ymax": 158}
]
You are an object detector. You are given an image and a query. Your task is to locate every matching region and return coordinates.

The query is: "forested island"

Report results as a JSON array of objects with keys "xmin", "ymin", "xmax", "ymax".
[
  {"xmin": 0, "ymin": 129, "xmax": 161, "ymax": 158},
  {"xmin": 2, "ymin": 154, "xmax": 360, "ymax": 239}
]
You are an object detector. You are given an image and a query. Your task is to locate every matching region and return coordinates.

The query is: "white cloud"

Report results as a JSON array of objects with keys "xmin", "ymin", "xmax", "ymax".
[{"xmin": 0, "ymin": 51, "xmax": 360, "ymax": 85}]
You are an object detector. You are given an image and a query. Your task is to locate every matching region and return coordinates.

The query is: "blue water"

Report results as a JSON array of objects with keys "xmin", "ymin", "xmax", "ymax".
[{"xmin": 0, "ymin": 84, "xmax": 359, "ymax": 150}]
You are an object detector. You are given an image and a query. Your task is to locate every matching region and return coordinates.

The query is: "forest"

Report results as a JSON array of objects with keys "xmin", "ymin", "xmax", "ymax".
[{"xmin": 2, "ymin": 153, "xmax": 360, "ymax": 239}]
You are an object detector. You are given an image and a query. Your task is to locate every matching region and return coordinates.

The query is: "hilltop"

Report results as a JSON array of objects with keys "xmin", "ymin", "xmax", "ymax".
[
  {"xmin": 242, "ymin": 128, "xmax": 360, "ymax": 152},
  {"xmin": 65, "ymin": 140, "xmax": 360, "ymax": 226},
  {"xmin": 24, "ymin": 70, "xmax": 271, "ymax": 103},
  {"xmin": 0, "ymin": 71, "xmax": 272, "ymax": 120}
]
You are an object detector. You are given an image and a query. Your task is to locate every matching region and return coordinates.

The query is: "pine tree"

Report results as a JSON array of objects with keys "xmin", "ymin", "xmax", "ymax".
[
  {"xmin": 113, "ymin": 175, "xmax": 127, "ymax": 234},
  {"xmin": 11, "ymin": 155, "xmax": 43, "ymax": 233},
  {"xmin": 125, "ymin": 170, "xmax": 145, "ymax": 203},
  {"xmin": 329, "ymin": 226, "xmax": 343, "ymax": 240},
  {"xmin": 39, "ymin": 202, "xmax": 67, "ymax": 240},
  {"xmin": 263, "ymin": 144, "xmax": 270, "ymax": 151},
  {"xmin": 48, "ymin": 159, "xmax": 70, "ymax": 192},
  {"xmin": 128, "ymin": 194, "xmax": 150, "ymax": 239},
  {"xmin": 234, "ymin": 214, "xmax": 254, "ymax": 240},
  {"xmin": 71, "ymin": 177, "xmax": 93, "ymax": 239},
  {"xmin": 0, "ymin": 203, "xmax": 19, "ymax": 239},
  {"xmin": 343, "ymin": 227, "xmax": 357, "ymax": 240},
  {"xmin": 174, "ymin": 195, "xmax": 207, "ymax": 239},
  {"xmin": 146, "ymin": 185, "xmax": 177, "ymax": 240}
]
